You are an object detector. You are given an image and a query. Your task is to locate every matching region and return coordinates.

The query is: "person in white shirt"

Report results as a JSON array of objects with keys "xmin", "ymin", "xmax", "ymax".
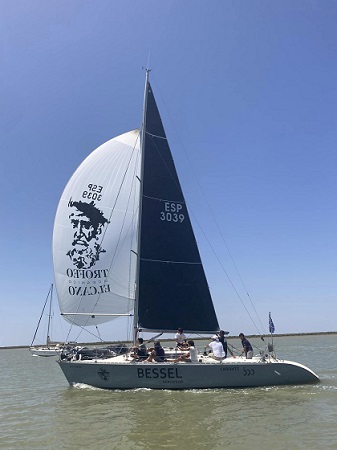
[
  {"xmin": 173, "ymin": 340, "xmax": 198, "ymax": 363},
  {"xmin": 175, "ymin": 327, "xmax": 187, "ymax": 348},
  {"xmin": 207, "ymin": 335, "xmax": 226, "ymax": 360}
]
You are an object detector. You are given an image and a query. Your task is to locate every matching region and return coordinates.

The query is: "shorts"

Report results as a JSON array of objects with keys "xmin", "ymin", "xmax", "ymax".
[{"xmin": 246, "ymin": 350, "xmax": 253, "ymax": 359}]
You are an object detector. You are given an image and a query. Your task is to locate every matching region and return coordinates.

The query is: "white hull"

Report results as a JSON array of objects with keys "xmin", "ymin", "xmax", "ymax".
[
  {"xmin": 30, "ymin": 347, "xmax": 62, "ymax": 357},
  {"xmin": 58, "ymin": 354, "xmax": 319, "ymax": 389}
]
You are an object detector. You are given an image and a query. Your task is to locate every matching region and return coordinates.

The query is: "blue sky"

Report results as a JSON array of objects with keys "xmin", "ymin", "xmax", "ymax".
[{"xmin": 1, "ymin": 1, "xmax": 337, "ymax": 346}]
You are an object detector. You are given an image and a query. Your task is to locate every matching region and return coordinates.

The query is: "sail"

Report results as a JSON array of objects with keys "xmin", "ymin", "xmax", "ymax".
[
  {"xmin": 53, "ymin": 130, "xmax": 140, "ymax": 326},
  {"xmin": 137, "ymin": 83, "xmax": 219, "ymax": 333}
]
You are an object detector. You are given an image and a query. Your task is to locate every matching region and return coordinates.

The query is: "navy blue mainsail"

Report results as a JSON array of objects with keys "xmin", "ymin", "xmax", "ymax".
[{"xmin": 137, "ymin": 83, "xmax": 219, "ymax": 333}]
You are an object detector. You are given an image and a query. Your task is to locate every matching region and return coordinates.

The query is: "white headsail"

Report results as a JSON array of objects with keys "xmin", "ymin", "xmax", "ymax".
[{"xmin": 53, "ymin": 130, "xmax": 141, "ymax": 326}]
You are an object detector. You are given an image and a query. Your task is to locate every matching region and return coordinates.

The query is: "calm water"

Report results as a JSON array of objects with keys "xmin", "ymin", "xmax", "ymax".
[{"xmin": 1, "ymin": 334, "xmax": 337, "ymax": 450}]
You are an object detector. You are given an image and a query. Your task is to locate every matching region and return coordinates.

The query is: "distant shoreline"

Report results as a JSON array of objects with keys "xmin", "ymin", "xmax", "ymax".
[{"xmin": 1, "ymin": 330, "xmax": 337, "ymax": 350}]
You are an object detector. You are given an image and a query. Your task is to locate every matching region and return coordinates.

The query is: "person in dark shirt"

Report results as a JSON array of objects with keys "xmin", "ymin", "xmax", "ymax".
[
  {"xmin": 217, "ymin": 330, "xmax": 228, "ymax": 358},
  {"xmin": 131, "ymin": 337, "xmax": 148, "ymax": 360},
  {"xmin": 239, "ymin": 333, "xmax": 253, "ymax": 359},
  {"xmin": 136, "ymin": 338, "xmax": 147, "ymax": 358},
  {"xmin": 146, "ymin": 341, "xmax": 165, "ymax": 362}
]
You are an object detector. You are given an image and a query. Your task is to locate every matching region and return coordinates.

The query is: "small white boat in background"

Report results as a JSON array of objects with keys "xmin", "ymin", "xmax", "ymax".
[
  {"xmin": 30, "ymin": 346, "xmax": 62, "ymax": 357},
  {"xmin": 30, "ymin": 284, "xmax": 63, "ymax": 357}
]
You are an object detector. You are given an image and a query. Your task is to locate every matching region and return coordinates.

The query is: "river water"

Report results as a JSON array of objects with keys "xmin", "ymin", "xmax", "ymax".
[{"xmin": 1, "ymin": 334, "xmax": 336, "ymax": 449}]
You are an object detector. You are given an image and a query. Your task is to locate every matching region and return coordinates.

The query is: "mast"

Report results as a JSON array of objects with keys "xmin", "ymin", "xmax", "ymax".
[
  {"xmin": 30, "ymin": 283, "xmax": 53, "ymax": 347},
  {"xmin": 46, "ymin": 284, "xmax": 53, "ymax": 346},
  {"xmin": 133, "ymin": 68, "xmax": 150, "ymax": 344}
]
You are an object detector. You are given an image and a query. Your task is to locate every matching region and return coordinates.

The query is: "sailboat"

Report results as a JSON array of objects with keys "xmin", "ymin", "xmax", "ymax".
[
  {"xmin": 53, "ymin": 70, "xmax": 319, "ymax": 388},
  {"xmin": 30, "ymin": 284, "xmax": 63, "ymax": 357}
]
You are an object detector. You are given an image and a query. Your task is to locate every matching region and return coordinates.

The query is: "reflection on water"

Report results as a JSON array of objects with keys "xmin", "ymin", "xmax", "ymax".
[{"xmin": 1, "ymin": 335, "xmax": 337, "ymax": 449}]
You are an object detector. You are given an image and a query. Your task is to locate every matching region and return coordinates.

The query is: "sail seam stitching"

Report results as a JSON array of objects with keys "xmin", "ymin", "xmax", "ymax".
[
  {"xmin": 141, "ymin": 258, "xmax": 201, "ymax": 265},
  {"xmin": 145, "ymin": 131, "xmax": 167, "ymax": 140},
  {"xmin": 143, "ymin": 194, "xmax": 185, "ymax": 203}
]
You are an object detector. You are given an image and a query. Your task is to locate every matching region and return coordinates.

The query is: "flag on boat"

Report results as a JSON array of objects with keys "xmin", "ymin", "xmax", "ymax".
[{"xmin": 269, "ymin": 312, "xmax": 275, "ymax": 334}]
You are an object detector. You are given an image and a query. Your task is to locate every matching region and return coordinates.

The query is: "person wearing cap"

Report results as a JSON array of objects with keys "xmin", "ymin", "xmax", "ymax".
[
  {"xmin": 217, "ymin": 330, "xmax": 228, "ymax": 358},
  {"xmin": 175, "ymin": 327, "xmax": 187, "ymax": 348},
  {"xmin": 207, "ymin": 335, "xmax": 226, "ymax": 360},
  {"xmin": 239, "ymin": 333, "xmax": 253, "ymax": 359}
]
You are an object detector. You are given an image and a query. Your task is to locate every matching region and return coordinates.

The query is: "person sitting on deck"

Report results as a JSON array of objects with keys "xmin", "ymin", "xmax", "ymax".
[
  {"xmin": 172, "ymin": 340, "xmax": 198, "ymax": 363},
  {"xmin": 207, "ymin": 335, "xmax": 226, "ymax": 360},
  {"xmin": 175, "ymin": 327, "xmax": 187, "ymax": 348},
  {"xmin": 145, "ymin": 341, "xmax": 165, "ymax": 362},
  {"xmin": 130, "ymin": 338, "xmax": 148, "ymax": 360}
]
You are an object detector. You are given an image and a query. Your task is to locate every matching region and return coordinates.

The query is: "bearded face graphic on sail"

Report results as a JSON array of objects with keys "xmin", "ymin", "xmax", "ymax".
[{"xmin": 66, "ymin": 199, "xmax": 109, "ymax": 269}]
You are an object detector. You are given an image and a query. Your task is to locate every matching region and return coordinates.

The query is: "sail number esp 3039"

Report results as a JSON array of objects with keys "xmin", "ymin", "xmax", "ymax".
[
  {"xmin": 81, "ymin": 184, "xmax": 103, "ymax": 202},
  {"xmin": 160, "ymin": 202, "xmax": 185, "ymax": 223}
]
